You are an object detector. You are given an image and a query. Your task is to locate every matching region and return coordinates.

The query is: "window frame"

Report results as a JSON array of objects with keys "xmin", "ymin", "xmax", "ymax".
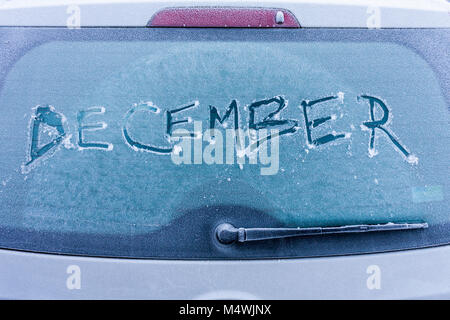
[{"xmin": 0, "ymin": 27, "xmax": 448, "ymax": 259}]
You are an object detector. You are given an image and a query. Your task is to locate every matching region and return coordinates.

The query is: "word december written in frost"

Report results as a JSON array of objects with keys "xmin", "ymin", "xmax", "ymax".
[{"xmin": 22, "ymin": 94, "xmax": 418, "ymax": 174}]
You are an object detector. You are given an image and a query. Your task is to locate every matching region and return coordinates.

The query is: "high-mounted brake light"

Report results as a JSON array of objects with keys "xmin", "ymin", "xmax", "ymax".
[{"xmin": 148, "ymin": 7, "xmax": 300, "ymax": 28}]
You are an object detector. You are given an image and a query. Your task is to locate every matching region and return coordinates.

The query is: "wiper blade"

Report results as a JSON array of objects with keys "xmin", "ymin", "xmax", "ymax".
[{"xmin": 215, "ymin": 222, "xmax": 428, "ymax": 244}]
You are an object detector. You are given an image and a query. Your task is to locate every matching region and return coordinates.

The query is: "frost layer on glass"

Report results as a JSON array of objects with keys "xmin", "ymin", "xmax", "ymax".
[{"xmin": 0, "ymin": 41, "xmax": 448, "ymax": 236}]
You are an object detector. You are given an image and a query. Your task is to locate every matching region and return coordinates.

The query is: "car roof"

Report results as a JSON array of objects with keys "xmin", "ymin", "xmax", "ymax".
[{"xmin": 0, "ymin": 0, "xmax": 449, "ymax": 28}]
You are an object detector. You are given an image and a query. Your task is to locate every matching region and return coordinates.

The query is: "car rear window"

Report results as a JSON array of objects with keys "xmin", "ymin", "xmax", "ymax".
[{"xmin": 0, "ymin": 28, "xmax": 448, "ymax": 258}]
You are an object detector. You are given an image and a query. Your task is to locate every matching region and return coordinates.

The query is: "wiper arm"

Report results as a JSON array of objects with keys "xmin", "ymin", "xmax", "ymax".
[{"xmin": 215, "ymin": 222, "xmax": 428, "ymax": 244}]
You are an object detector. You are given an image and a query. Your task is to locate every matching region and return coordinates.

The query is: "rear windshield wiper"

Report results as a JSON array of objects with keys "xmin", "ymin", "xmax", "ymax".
[{"xmin": 215, "ymin": 222, "xmax": 428, "ymax": 244}]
